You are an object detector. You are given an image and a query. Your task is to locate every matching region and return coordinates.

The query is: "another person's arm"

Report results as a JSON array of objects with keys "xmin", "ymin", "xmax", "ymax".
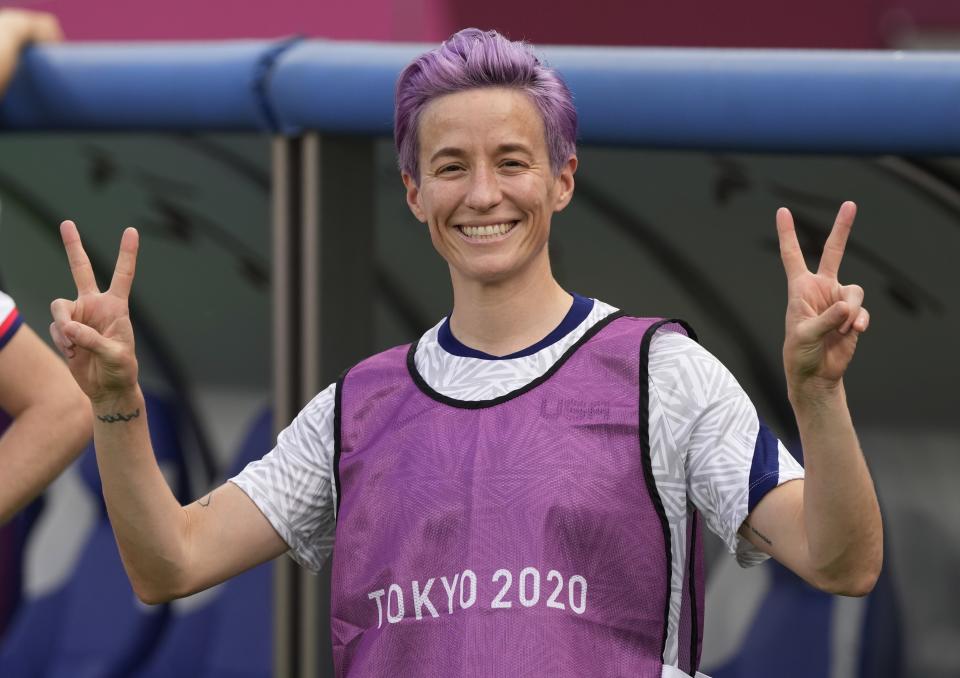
[
  {"xmin": 50, "ymin": 222, "xmax": 288, "ymax": 603},
  {"xmin": 0, "ymin": 9, "xmax": 62, "ymax": 95},
  {"xmin": 0, "ymin": 311, "xmax": 91, "ymax": 523},
  {"xmin": 739, "ymin": 201, "xmax": 882, "ymax": 595}
]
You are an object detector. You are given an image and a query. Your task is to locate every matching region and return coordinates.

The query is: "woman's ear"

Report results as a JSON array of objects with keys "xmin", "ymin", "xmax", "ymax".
[
  {"xmin": 553, "ymin": 155, "xmax": 577, "ymax": 213},
  {"xmin": 402, "ymin": 172, "xmax": 427, "ymax": 223}
]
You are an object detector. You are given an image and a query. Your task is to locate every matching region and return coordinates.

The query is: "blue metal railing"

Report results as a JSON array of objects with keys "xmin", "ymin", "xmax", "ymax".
[{"xmin": 1, "ymin": 40, "xmax": 958, "ymax": 154}]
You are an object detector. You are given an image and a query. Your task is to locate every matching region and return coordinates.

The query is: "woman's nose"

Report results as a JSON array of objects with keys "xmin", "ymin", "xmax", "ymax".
[{"xmin": 464, "ymin": 165, "xmax": 502, "ymax": 211}]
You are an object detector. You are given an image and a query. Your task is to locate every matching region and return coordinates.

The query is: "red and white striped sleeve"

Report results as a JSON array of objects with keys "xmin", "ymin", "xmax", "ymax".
[{"xmin": 0, "ymin": 290, "xmax": 24, "ymax": 351}]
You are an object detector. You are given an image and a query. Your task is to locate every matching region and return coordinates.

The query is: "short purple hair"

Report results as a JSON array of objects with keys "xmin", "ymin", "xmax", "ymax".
[{"xmin": 395, "ymin": 28, "xmax": 578, "ymax": 183}]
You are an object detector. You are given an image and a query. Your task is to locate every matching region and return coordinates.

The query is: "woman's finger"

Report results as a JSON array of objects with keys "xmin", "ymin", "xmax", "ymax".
[
  {"xmin": 800, "ymin": 300, "xmax": 850, "ymax": 343},
  {"xmin": 63, "ymin": 321, "xmax": 109, "ymax": 357},
  {"xmin": 817, "ymin": 201, "xmax": 856, "ymax": 279},
  {"xmin": 853, "ymin": 307, "xmax": 870, "ymax": 334},
  {"xmin": 776, "ymin": 207, "xmax": 808, "ymax": 281},
  {"xmin": 60, "ymin": 220, "xmax": 100, "ymax": 296},
  {"xmin": 49, "ymin": 321, "xmax": 75, "ymax": 358},
  {"xmin": 108, "ymin": 227, "xmax": 139, "ymax": 300},
  {"xmin": 838, "ymin": 284, "xmax": 864, "ymax": 334},
  {"xmin": 50, "ymin": 298, "xmax": 76, "ymax": 341}
]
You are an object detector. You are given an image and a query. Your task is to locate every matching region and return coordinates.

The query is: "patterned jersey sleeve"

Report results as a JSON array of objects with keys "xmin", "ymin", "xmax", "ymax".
[
  {"xmin": 230, "ymin": 382, "xmax": 338, "ymax": 572},
  {"xmin": 648, "ymin": 331, "xmax": 804, "ymax": 567},
  {"xmin": 0, "ymin": 290, "xmax": 24, "ymax": 351}
]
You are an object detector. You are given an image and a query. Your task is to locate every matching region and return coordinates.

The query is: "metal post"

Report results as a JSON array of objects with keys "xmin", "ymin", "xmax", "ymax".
[
  {"xmin": 302, "ymin": 132, "xmax": 376, "ymax": 383},
  {"xmin": 299, "ymin": 131, "xmax": 325, "ymax": 678},
  {"xmin": 271, "ymin": 135, "xmax": 303, "ymax": 678},
  {"xmin": 299, "ymin": 132, "xmax": 376, "ymax": 678}
]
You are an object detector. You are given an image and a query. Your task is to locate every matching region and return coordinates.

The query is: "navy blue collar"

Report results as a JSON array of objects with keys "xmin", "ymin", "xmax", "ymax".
[{"xmin": 437, "ymin": 293, "xmax": 594, "ymax": 360}]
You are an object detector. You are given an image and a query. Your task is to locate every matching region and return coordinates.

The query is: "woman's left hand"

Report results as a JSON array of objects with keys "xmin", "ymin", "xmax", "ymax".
[{"xmin": 777, "ymin": 201, "xmax": 869, "ymax": 399}]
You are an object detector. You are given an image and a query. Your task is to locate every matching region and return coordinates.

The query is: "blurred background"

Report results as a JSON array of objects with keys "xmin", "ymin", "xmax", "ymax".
[{"xmin": 0, "ymin": 2, "xmax": 958, "ymax": 677}]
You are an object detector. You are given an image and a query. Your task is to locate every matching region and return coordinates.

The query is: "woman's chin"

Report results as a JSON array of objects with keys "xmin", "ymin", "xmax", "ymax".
[
  {"xmin": 446, "ymin": 245, "xmax": 552, "ymax": 287},
  {"xmin": 454, "ymin": 261, "xmax": 529, "ymax": 286}
]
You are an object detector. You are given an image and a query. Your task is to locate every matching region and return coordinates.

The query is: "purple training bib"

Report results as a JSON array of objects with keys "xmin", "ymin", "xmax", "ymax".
[{"xmin": 331, "ymin": 315, "xmax": 704, "ymax": 677}]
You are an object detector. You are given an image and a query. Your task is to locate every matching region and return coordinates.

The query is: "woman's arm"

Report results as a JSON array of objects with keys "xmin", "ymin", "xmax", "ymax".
[
  {"xmin": 0, "ymin": 323, "xmax": 92, "ymax": 523},
  {"xmin": 739, "ymin": 202, "xmax": 882, "ymax": 596},
  {"xmin": 51, "ymin": 222, "xmax": 287, "ymax": 603},
  {"xmin": 0, "ymin": 9, "xmax": 62, "ymax": 96}
]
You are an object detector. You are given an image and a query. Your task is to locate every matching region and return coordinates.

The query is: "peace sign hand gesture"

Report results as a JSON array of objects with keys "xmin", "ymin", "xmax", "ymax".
[
  {"xmin": 49, "ymin": 221, "xmax": 140, "ymax": 404},
  {"xmin": 777, "ymin": 201, "xmax": 870, "ymax": 400}
]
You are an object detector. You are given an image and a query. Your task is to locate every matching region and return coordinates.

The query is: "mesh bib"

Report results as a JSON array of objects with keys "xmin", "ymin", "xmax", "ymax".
[{"xmin": 331, "ymin": 315, "xmax": 704, "ymax": 677}]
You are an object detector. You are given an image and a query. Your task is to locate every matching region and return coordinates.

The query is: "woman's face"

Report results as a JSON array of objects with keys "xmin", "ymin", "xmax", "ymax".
[{"xmin": 403, "ymin": 87, "xmax": 576, "ymax": 286}]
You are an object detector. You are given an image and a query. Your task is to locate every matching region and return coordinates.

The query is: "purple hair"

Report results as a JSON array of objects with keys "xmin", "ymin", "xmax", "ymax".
[{"xmin": 394, "ymin": 28, "xmax": 577, "ymax": 183}]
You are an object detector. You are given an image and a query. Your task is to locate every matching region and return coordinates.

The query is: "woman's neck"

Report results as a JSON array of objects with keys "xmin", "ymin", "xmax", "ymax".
[{"xmin": 447, "ymin": 258, "xmax": 572, "ymax": 357}]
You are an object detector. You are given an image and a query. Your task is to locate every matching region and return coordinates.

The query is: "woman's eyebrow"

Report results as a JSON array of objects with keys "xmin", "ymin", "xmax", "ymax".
[
  {"xmin": 429, "ymin": 143, "xmax": 535, "ymax": 164},
  {"xmin": 495, "ymin": 143, "xmax": 533, "ymax": 156},
  {"xmin": 429, "ymin": 147, "xmax": 466, "ymax": 163}
]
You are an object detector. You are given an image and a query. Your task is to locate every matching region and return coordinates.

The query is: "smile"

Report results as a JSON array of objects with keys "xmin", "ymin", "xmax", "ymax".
[{"xmin": 455, "ymin": 221, "xmax": 518, "ymax": 240}]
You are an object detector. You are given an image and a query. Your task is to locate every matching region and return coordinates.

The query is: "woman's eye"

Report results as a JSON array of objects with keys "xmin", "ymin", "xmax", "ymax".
[
  {"xmin": 439, "ymin": 164, "xmax": 463, "ymax": 174},
  {"xmin": 501, "ymin": 160, "xmax": 526, "ymax": 169}
]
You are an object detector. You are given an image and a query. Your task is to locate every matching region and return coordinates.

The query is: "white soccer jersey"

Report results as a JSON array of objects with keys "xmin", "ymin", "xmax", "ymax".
[{"xmin": 231, "ymin": 297, "xmax": 804, "ymax": 666}]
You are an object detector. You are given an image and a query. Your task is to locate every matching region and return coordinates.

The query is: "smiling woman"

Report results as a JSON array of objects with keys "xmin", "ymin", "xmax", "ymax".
[
  {"xmin": 47, "ymin": 27, "xmax": 881, "ymax": 678},
  {"xmin": 394, "ymin": 28, "xmax": 580, "ymax": 354},
  {"xmin": 402, "ymin": 86, "xmax": 577, "ymax": 348}
]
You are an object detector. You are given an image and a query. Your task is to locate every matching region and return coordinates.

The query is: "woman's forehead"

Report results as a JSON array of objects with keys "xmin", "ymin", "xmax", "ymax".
[{"xmin": 418, "ymin": 88, "xmax": 547, "ymax": 155}]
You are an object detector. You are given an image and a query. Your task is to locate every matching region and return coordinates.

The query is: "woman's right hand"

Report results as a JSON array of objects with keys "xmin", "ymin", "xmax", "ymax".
[
  {"xmin": 50, "ymin": 221, "xmax": 141, "ymax": 404},
  {"xmin": 0, "ymin": 9, "xmax": 64, "ymax": 46}
]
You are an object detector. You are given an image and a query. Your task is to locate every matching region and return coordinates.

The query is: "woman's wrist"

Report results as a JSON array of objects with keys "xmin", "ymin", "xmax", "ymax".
[{"xmin": 91, "ymin": 385, "xmax": 144, "ymax": 422}]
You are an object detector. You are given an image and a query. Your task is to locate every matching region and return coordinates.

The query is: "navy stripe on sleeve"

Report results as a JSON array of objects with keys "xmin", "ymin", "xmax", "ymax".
[
  {"xmin": 0, "ymin": 312, "xmax": 23, "ymax": 351},
  {"xmin": 748, "ymin": 421, "xmax": 782, "ymax": 512}
]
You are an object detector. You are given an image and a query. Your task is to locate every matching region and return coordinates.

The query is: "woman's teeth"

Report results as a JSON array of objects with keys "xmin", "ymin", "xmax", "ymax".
[{"xmin": 459, "ymin": 222, "xmax": 515, "ymax": 238}]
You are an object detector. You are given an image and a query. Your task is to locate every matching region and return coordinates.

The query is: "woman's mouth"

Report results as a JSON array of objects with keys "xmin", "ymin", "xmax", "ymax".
[{"xmin": 456, "ymin": 221, "xmax": 518, "ymax": 240}]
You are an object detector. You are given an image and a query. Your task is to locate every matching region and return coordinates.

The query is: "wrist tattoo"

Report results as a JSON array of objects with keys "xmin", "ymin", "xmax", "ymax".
[
  {"xmin": 198, "ymin": 491, "xmax": 213, "ymax": 507},
  {"xmin": 96, "ymin": 408, "xmax": 141, "ymax": 424},
  {"xmin": 745, "ymin": 521, "xmax": 773, "ymax": 546}
]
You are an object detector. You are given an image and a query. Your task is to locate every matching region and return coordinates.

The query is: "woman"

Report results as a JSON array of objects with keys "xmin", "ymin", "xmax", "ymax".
[{"xmin": 50, "ymin": 28, "xmax": 881, "ymax": 677}]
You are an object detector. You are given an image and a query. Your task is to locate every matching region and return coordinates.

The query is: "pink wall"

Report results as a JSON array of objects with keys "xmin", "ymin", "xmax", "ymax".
[
  {"xmin": 452, "ymin": 0, "xmax": 960, "ymax": 49},
  {"xmin": 12, "ymin": 0, "xmax": 453, "ymax": 41},
  {"xmin": 455, "ymin": 0, "xmax": 880, "ymax": 49},
  {"xmin": 7, "ymin": 0, "xmax": 960, "ymax": 47}
]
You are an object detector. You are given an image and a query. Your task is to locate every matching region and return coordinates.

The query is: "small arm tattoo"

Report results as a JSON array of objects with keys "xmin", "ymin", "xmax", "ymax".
[
  {"xmin": 198, "ymin": 491, "xmax": 214, "ymax": 507},
  {"xmin": 96, "ymin": 408, "xmax": 141, "ymax": 424},
  {"xmin": 745, "ymin": 521, "xmax": 773, "ymax": 546}
]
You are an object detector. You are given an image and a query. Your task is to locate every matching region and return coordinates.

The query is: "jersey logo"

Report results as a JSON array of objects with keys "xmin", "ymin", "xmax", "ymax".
[{"xmin": 540, "ymin": 397, "xmax": 610, "ymax": 419}]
